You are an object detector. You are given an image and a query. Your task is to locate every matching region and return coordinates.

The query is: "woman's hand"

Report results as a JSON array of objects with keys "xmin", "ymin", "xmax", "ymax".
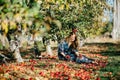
[
  {"xmin": 78, "ymin": 54, "xmax": 83, "ymax": 58},
  {"xmin": 75, "ymin": 52, "xmax": 82, "ymax": 57}
]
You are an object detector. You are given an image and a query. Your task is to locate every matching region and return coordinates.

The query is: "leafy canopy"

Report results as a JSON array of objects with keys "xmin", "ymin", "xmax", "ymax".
[{"xmin": 0, "ymin": 0, "xmax": 110, "ymax": 39}]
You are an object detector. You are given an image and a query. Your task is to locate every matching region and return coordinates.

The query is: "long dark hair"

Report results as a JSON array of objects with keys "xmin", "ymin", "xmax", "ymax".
[{"xmin": 65, "ymin": 32, "xmax": 79, "ymax": 49}]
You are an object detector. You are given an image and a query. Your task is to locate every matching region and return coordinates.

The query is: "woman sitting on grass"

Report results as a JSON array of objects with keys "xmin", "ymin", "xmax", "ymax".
[{"xmin": 58, "ymin": 31, "xmax": 94, "ymax": 63}]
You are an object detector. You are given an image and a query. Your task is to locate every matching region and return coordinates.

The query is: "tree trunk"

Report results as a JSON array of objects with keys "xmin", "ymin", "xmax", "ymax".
[
  {"xmin": 13, "ymin": 46, "xmax": 24, "ymax": 62},
  {"xmin": 112, "ymin": 0, "xmax": 120, "ymax": 40},
  {"xmin": 0, "ymin": 35, "xmax": 9, "ymax": 49},
  {"xmin": 46, "ymin": 40, "xmax": 53, "ymax": 56},
  {"xmin": 46, "ymin": 44, "xmax": 53, "ymax": 56},
  {"xmin": 10, "ymin": 40, "xmax": 24, "ymax": 62}
]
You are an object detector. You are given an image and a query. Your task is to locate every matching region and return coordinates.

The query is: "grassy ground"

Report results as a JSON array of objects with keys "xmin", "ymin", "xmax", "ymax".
[
  {"xmin": 0, "ymin": 41, "xmax": 120, "ymax": 80},
  {"xmin": 82, "ymin": 42, "xmax": 120, "ymax": 80}
]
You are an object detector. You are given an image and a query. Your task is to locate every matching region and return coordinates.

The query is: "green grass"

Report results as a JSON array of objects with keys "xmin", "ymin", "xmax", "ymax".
[
  {"xmin": 100, "ymin": 60, "xmax": 120, "ymax": 80},
  {"xmin": 100, "ymin": 59, "xmax": 120, "ymax": 79},
  {"xmin": 83, "ymin": 42, "xmax": 120, "ymax": 80},
  {"xmin": 0, "ymin": 42, "xmax": 3, "ymax": 50},
  {"xmin": 100, "ymin": 44, "xmax": 120, "ymax": 80}
]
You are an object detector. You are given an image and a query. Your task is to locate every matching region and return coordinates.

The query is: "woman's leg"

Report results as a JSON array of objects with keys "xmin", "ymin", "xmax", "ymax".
[{"xmin": 76, "ymin": 55, "xmax": 94, "ymax": 63}]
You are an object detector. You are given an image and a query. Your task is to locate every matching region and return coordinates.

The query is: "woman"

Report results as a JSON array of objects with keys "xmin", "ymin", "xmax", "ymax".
[{"xmin": 58, "ymin": 32, "xmax": 94, "ymax": 63}]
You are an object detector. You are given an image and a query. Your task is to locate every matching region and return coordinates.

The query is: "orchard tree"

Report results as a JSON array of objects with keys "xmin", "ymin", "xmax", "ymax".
[
  {"xmin": 0, "ymin": 0, "xmax": 62, "ymax": 62},
  {"xmin": 37, "ymin": 0, "xmax": 110, "ymax": 54},
  {"xmin": 112, "ymin": 0, "xmax": 120, "ymax": 40},
  {"xmin": 0, "ymin": 0, "xmax": 110, "ymax": 62}
]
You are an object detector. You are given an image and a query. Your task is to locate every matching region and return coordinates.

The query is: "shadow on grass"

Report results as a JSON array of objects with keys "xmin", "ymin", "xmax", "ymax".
[
  {"xmin": 85, "ymin": 42, "xmax": 117, "ymax": 46},
  {"xmin": 101, "ymin": 51, "xmax": 120, "ymax": 56},
  {"xmin": 85, "ymin": 42, "xmax": 120, "ymax": 80},
  {"xmin": 85, "ymin": 42, "xmax": 120, "ymax": 56}
]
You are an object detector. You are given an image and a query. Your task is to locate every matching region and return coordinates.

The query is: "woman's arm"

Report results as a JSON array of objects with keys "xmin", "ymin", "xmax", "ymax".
[
  {"xmin": 72, "ymin": 49, "xmax": 79, "ymax": 56},
  {"xmin": 73, "ymin": 49, "xmax": 82, "ymax": 58},
  {"xmin": 58, "ymin": 41, "xmax": 66, "ymax": 58},
  {"xmin": 75, "ymin": 52, "xmax": 82, "ymax": 58},
  {"xmin": 75, "ymin": 52, "xmax": 79, "ymax": 56},
  {"xmin": 61, "ymin": 52, "xmax": 66, "ymax": 57}
]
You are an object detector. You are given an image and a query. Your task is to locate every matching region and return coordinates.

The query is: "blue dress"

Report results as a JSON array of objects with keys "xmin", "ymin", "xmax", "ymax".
[{"xmin": 58, "ymin": 41, "xmax": 93, "ymax": 63}]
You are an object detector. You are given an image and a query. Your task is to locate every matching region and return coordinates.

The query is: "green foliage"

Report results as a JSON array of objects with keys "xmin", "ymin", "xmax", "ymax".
[
  {"xmin": 40, "ymin": 0, "xmax": 110, "ymax": 39},
  {"xmin": 102, "ymin": 22, "xmax": 113, "ymax": 34},
  {"xmin": 0, "ymin": 41, "xmax": 3, "ymax": 50},
  {"xmin": 0, "ymin": 0, "xmax": 111, "ymax": 41}
]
